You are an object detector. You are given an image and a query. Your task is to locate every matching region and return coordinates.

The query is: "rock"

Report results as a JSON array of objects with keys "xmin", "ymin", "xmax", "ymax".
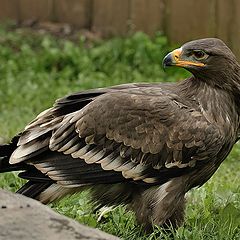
[{"xmin": 0, "ymin": 189, "xmax": 119, "ymax": 240}]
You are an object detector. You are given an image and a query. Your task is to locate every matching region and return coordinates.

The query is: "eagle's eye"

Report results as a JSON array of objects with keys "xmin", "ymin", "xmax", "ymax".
[{"xmin": 192, "ymin": 50, "xmax": 208, "ymax": 60}]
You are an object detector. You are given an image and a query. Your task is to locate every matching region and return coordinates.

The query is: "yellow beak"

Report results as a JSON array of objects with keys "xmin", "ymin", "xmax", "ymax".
[{"xmin": 163, "ymin": 47, "xmax": 205, "ymax": 68}]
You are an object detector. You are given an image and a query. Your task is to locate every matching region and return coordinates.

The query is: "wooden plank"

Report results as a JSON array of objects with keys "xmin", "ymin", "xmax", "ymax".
[
  {"xmin": 215, "ymin": 0, "xmax": 233, "ymax": 44},
  {"xmin": 165, "ymin": 0, "xmax": 216, "ymax": 44},
  {"xmin": 215, "ymin": 0, "xmax": 240, "ymax": 60},
  {"xmin": 54, "ymin": 0, "xmax": 92, "ymax": 28},
  {"xmin": 0, "ymin": 0, "xmax": 19, "ymax": 21},
  {"xmin": 19, "ymin": 0, "xmax": 53, "ymax": 21},
  {"xmin": 92, "ymin": 0, "xmax": 129, "ymax": 36},
  {"xmin": 130, "ymin": 0, "xmax": 164, "ymax": 36},
  {"xmin": 229, "ymin": 0, "xmax": 240, "ymax": 60}
]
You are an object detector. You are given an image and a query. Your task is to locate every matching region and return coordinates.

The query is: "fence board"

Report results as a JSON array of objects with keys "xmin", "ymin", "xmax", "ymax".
[
  {"xmin": 19, "ymin": 0, "xmax": 53, "ymax": 21},
  {"xmin": 130, "ymin": 0, "xmax": 164, "ymax": 36},
  {"xmin": 215, "ymin": 0, "xmax": 232, "ymax": 44},
  {"xmin": 92, "ymin": 0, "xmax": 129, "ymax": 36},
  {"xmin": 165, "ymin": 0, "xmax": 216, "ymax": 44},
  {"xmin": 1, "ymin": 0, "xmax": 240, "ymax": 59},
  {"xmin": 0, "ymin": 0, "xmax": 19, "ymax": 21},
  {"xmin": 53, "ymin": 0, "xmax": 92, "ymax": 28},
  {"xmin": 230, "ymin": 0, "xmax": 240, "ymax": 58}
]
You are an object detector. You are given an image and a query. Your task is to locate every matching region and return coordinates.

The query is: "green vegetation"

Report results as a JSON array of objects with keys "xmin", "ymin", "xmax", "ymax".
[{"xmin": 0, "ymin": 26, "xmax": 239, "ymax": 239}]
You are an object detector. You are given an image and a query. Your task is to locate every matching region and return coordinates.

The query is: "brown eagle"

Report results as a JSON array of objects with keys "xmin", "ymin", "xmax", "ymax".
[{"xmin": 0, "ymin": 38, "xmax": 239, "ymax": 231}]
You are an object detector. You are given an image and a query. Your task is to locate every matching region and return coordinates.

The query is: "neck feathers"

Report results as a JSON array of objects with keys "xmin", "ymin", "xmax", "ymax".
[{"xmin": 178, "ymin": 77, "xmax": 239, "ymax": 138}]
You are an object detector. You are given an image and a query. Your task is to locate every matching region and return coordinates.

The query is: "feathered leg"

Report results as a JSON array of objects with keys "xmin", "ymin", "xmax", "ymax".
[{"xmin": 130, "ymin": 177, "xmax": 187, "ymax": 232}]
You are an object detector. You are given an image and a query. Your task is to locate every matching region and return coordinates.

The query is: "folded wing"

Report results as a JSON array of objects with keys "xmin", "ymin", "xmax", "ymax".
[{"xmin": 9, "ymin": 86, "xmax": 224, "ymax": 187}]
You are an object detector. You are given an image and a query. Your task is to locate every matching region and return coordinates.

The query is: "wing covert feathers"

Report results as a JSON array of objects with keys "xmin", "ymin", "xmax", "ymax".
[{"xmin": 9, "ymin": 86, "xmax": 224, "ymax": 187}]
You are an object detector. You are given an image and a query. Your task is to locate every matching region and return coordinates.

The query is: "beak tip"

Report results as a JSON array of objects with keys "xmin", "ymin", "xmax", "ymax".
[
  {"xmin": 162, "ymin": 61, "xmax": 166, "ymax": 69},
  {"xmin": 162, "ymin": 52, "xmax": 174, "ymax": 69}
]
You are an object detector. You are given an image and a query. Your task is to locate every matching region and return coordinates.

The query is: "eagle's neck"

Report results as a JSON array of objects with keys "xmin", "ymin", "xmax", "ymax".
[{"xmin": 177, "ymin": 77, "xmax": 239, "ymax": 139}]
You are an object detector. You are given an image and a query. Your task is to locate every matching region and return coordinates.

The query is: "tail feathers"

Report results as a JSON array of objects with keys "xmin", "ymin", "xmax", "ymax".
[
  {"xmin": 16, "ymin": 181, "xmax": 53, "ymax": 199},
  {"xmin": 17, "ymin": 181, "xmax": 83, "ymax": 204},
  {"xmin": 0, "ymin": 156, "xmax": 26, "ymax": 173},
  {"xmin": 37, "ymin": 184, "xmax": 83, "ymax": 204},
  {"xmin": 2, "ymin": 134, "xmax": 83, "ymax": 204},
  {"xmin": 0, "ymin": 135, "xmax": 19, "ymax": 156},
  {"xmin": 0, "ymin": 135, "xmax": 25, "ymax": 173}
]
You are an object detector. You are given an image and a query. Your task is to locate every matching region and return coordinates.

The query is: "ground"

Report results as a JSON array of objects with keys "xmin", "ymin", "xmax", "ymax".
[{"xmin": 0, "ymin": 25, "xmax": 239, "ymax": 239}]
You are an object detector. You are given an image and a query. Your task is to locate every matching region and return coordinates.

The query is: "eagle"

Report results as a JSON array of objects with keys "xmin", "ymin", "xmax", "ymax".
[{"xmin": 0, "ymin": 38, "xmax": 239, "ymax": 231}]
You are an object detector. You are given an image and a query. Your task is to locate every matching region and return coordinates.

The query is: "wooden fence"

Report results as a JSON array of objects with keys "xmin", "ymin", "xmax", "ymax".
[{"xmin": 0, "ymin": 0, "xmax": 240, "ymax": 58}]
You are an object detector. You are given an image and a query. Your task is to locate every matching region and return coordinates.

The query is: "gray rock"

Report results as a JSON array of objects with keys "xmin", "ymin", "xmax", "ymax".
[{"xmin": 0, "ymin": 189, "xmax": 119, "ymax": 240}]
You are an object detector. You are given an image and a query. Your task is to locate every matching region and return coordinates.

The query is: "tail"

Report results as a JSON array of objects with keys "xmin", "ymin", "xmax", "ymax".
[
  {"xmin": 0, "ymin": 135, "xmax": 26, "ymax": 173},
  {"xmin": 0, "ymin": 135, "xmax": 55, "ymax": 202}
]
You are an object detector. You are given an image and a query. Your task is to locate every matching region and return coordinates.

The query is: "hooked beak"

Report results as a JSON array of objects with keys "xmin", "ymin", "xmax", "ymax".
[
  {"xmin": 162, "ymin": 48, "xmax": 182, "ymax": 68},
  {"xmin": 162, "ymin": 47, "xmax": 205, "ymax": 69}
]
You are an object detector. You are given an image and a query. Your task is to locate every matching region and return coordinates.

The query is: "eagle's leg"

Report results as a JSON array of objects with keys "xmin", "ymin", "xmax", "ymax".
[
  {"xmin": 131, "ymin": 177, "xmax": 187, "ymax": 232},
  {"xmin": 162, "ymin": 197, "xmax": 186, "ymax": 229}
]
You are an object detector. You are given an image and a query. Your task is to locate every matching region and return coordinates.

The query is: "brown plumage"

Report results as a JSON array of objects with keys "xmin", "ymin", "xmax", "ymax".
[{"xmin": 1, "ymin": 38, "xmax": 240, "ymax": 231}]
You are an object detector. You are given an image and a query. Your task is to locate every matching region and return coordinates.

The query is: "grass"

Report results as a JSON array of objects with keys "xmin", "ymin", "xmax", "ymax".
[{"xmin": 0, "ymin": 25, "xmax": 239, "ymax": 239}]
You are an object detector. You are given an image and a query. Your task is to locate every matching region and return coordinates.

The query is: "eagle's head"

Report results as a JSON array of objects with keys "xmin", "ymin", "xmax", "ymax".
[{"xmin": 163, "ymin": 38, "xmax": 240, "ymax": 90}]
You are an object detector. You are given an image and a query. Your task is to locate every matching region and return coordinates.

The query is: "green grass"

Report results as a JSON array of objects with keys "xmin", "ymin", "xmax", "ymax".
[{"xmin": 0, "ymin": 26, "xmax": 239, "ymax": 239}]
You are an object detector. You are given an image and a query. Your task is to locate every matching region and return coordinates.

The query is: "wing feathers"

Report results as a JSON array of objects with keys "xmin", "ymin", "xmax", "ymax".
[
  {"xmin": 10, "ymin": 137, "xmax": 50, "ymax": 164},
  {"xmin": 9, "ymin": 85, "xmax": 223, "ymax": 188}
]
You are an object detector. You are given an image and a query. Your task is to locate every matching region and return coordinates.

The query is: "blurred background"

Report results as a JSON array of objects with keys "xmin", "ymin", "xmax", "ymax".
[{"xmin": 0, "ymin": 0, "xmax": 239, "ymax": 57}]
